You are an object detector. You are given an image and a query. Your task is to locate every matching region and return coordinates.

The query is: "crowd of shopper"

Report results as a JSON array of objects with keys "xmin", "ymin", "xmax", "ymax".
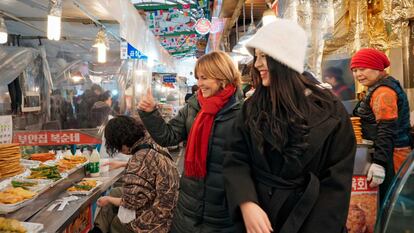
[{"xmin": 49, "ymin": 84, "xmax": 119, "ymax": 129}]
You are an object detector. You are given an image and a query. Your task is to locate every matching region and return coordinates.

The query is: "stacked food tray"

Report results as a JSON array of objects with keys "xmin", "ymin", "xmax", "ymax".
[{"xmin": 0, "ymin": 144, "xmax": 25, "ymax": 179}]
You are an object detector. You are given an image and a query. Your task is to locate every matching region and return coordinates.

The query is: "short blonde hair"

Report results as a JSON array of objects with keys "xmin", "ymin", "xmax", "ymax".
[{"xmin": 194, "ymin": 51, "xmax": 241, "ymax": 88}]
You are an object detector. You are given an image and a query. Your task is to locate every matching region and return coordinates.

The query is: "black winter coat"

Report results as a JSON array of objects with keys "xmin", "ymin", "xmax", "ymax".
[
  {"xmin": 223, "ymin": 94, "xmax": 356, "ymax": 233},
  {"xmin": 139, "ymin": 93, "xmax": 243, "ymax": 233}
]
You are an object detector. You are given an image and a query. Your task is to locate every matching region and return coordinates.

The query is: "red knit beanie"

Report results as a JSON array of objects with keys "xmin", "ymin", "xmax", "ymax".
[{"xmin": 350, "ymin": 48, "xmax": 390, "ymax": 71}]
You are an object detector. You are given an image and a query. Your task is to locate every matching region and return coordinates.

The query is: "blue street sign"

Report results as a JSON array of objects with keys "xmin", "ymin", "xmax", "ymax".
[
  {"xmin": 163, "ymin": 75, "xmax": 176, "ymax": 83},
  {"xmin": 121, "ymin": 41, "xmax": 148, "ymax": 60}
]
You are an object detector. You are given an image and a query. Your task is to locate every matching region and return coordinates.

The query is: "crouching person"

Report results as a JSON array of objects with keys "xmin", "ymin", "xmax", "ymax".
[{"xmin": 90, "ymin": 116, "xmax": 180, "ymax": 233}]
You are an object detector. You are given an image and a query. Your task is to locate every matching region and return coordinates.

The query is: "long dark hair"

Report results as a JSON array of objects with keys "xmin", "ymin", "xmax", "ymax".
[{"xmin": 245, "ymin": 55, "xmax": 334, "ymax": 154}]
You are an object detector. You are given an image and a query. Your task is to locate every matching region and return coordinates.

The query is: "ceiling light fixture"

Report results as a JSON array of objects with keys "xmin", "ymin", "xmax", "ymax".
[
  {"xmin": 47, "ymin": 0, "xmax": 62, "ymax": 41},
  {"xmin": 0, "ymin": 17, "xmax": 8, "ymax": 44},
  {"xmin": 71, "ymin": 71, "xmax": 83, "ymax": 83},
  {"xmin": 93, "ymin": 28, "xmax": 109, "ymax": 63}
]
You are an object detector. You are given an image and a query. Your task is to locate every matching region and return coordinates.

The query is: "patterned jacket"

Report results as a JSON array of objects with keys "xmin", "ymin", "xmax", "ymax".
[{"xmin": 121, "ymin": 137, "xmax": 180, "ymax": 233}]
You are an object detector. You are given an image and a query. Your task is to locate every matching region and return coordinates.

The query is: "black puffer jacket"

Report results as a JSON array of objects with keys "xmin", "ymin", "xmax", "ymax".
[{"xmin": 139, "ymin": 93, "xmax": 242, "ymax": 233}]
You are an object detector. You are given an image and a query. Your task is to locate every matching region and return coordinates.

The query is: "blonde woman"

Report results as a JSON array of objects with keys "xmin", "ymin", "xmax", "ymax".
[{"xmin": 138, "ymin": 51, "xmax": 242, "ymax": 232}]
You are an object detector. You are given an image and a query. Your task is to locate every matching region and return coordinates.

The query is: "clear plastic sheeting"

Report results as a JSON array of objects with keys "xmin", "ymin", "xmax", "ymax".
[
  {"xmin": 40, "ymin": 47, "xmax": 53, "ymax": 121},
  {"xmin": 279, "ymin": 0, "xmax": 335, "ymax": 81},
  {"xmin": 39, "ymin": 47, "xmax": 53, "ymax": 89},
  {"xmin": 130, "ymin": 59, "xmax": 152, "ymax": 110},
  {"xmin": 114, "ymin": 59, "xmax": 152, "ymax": 116},
  {"xmin": 0, "ymin": 47, "xmax": 39, "ymax": 86},
  {"xmin": 96, "ymin": 0, "xmax": 176, "ymax": 72}
]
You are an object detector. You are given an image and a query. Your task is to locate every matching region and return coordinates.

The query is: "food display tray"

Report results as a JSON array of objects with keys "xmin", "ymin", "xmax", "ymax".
[
  {"xmin": 21, "ymin": 222, "xmax": 44, "ymax": 233},
  {"xmin": 67, "ymin": 180, "xmax": 102, "ymax": 196}
]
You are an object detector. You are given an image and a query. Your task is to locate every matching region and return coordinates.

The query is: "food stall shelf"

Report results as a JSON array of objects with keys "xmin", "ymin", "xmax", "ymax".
[
  {"xmin": 28, "ymin": 168, "xmax": 124, "ymax": 233},
  {"xmin": 2, "ymin": 166, "xmax": 87, "ymax": 221}
]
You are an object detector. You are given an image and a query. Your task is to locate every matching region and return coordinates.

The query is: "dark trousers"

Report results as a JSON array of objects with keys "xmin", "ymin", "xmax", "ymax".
[
  {"xmin": 7, "ymin": 78, "xmax": 22, "ymax": 112},
  {"xmin": 94, "ymin": 188, "xmax": 135, "ymax": 233}
]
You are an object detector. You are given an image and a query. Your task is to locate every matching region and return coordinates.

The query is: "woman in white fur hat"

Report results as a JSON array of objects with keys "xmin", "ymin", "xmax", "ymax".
[{"xmin": 223, "ymin": 19, "xmax": 356, "ymax": 233}]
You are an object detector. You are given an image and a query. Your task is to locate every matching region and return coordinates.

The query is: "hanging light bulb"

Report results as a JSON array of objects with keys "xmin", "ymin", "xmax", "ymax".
[
  {"xmin": 0, "ymin": 17, "xmax": 7, "ymax": 44},
  {"xmin": 47, "ymin": 0, "xmax": 62, "ymax": 41},
  {"xmin": 71, "ymin": 71, "xmax": 83, "ymax": 83},
  {"xmin": 93, "ymin": 28, "xmax": 109, "ymax": 63},
  {"xmin": 262, "ymin": 8, "xmax": 277, "ymax": 26}
]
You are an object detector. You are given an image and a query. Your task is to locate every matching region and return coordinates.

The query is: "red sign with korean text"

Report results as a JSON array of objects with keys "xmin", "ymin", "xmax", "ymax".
[
  {"xmin": 351, "ymin": 175, "xmax": 378, "ymax": 192},
  {"xmin": 347, "ymin": 175, "xmax": 378, "ymax": 233},
  {"xmin": 13, "ymin": 131, "xmax": 101, "ymax": 146}
]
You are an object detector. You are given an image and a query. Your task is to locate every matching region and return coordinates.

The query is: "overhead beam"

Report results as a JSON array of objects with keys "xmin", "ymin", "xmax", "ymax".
[
  {"xmin": 0, "ymin": 10, "xmax": 46, "ymax": 33},
  {"xmin": 134, "ymin": 4, "xmax": 197, "ymax": 11},
  {"xmin": 3, "ymin": 16, "xmax": 118, "ymax": 24},
  {"xmin": 72, "ymin": 0, "xmax": 121, "ymax": 42},
  {"xmin": 17, "ymin": 0, "xmax": 48, "ymax": 11}
]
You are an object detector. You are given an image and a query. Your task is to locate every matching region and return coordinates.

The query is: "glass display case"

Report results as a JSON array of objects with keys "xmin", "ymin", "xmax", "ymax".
[{"xmin": 375, "ymin": 151, "xmax": 414, "ymax": 233}]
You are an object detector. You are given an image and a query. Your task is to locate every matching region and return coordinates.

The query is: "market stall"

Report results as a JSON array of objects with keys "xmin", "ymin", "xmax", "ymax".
[{"xmin": 0, "ymin": 0, "xmax": 180, "ymax": 232}]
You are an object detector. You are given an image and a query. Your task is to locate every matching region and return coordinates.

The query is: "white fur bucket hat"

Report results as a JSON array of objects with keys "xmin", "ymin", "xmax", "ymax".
[{"xmin": 245, "ymin": 18, "xmax": 308, "ymax": 74}]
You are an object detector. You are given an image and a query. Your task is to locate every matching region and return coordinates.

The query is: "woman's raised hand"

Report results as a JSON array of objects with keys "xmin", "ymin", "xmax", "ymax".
[
  {"xmin": 138, "ymin": 88, "xmax": 156, "ymax": 112},
  {"xmin": 240, "ymin": 202, "xmax": 273, "ymax": 233}
]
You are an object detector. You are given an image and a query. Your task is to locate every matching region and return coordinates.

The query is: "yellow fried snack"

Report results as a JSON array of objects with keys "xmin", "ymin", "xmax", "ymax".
[
  {"xmin": 0, "ymin": 217, "xmax": 27, "ymax": 233},
  {"xmin": 0, "ymin": 188, "xmax": 36, "ymax": 204},
  {"xmin": 57, "ymin": 156, "xmax": 87, "ymax": 172},
  {"xmin": 67, "ymin": 179, "xmax": 97, "ymax": 192}
]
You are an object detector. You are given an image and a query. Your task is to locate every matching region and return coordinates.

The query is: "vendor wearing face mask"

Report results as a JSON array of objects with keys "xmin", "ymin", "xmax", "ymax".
[{"xmin": 351, "ymin": 48, "xmax": 412, "ymax": 205}]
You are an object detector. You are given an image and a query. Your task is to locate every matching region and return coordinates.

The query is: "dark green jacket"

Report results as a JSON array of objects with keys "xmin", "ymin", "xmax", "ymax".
[{"xmin": 139, "ymin": 92, "xmax": 243, "ymax": 233}]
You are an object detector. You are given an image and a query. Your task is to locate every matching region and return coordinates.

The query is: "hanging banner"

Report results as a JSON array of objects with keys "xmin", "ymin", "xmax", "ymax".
[
  {"xmin": 13, "ymin": 130, "xmax": 102, "ymax": 146},
  {"xmin": 195, "ymin": 18, "xmax": 211, "ymax": 35},
  {"xmin": 0, "ymin": 115, "xmax": 13, "ymax": 144}
]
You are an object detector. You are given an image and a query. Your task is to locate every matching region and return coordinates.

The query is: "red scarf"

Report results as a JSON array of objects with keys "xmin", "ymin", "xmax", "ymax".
[{"xmin": 185, "ymin": 84, "xmax": 236, "ymax": 178}]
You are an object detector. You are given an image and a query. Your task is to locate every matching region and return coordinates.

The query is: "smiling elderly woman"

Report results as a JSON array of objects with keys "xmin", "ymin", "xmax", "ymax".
[
  {"xmin": 138, "ymin": 51, "xmax": 243, "ymax": 232},
  {"xmin": 351, "ymin": 48, "xmax": 412, "ymax": 205}
]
